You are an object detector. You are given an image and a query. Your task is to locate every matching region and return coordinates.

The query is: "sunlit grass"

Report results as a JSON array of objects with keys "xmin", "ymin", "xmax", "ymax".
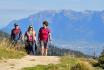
[
  {"xmin": 0, "ymin": 38, "xmax": 26, "ymax": 59},
  {"xmin": 22, "ymin": 56, "xmax": 103, "ymax": 70}
]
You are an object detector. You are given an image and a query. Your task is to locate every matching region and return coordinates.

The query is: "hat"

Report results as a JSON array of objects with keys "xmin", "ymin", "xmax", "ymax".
[
  {"xmin": 29, "ymin": 25, "xmax": 33, "ymax": 28},
  {"xmin": 14, "ymin": 23, "xmax": 18, "ymax": 26}
]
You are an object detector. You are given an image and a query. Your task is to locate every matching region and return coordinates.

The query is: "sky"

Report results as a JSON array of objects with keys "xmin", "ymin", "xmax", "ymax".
[{"xmin": 0, "ymin": 0, "xmax": 104, "ymax": 28}]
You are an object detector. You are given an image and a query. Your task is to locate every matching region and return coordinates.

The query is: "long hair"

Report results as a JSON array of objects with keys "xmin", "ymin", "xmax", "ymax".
[{"xmin": 28, "ymin": 27, "xmax": 33, "ymax": 32}]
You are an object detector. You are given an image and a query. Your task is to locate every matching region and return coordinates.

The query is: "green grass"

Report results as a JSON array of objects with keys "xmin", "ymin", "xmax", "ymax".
[
  {"xmin": 0, "ymin": 39, "xmax": 26, "ymax": 59},
  {"xmin": 94, "ymin": 67, "xmax": 104, "ymax": 70},
  {"xmin": 0, "ymin": 47, "xmax": 26, "ymax": 59}
]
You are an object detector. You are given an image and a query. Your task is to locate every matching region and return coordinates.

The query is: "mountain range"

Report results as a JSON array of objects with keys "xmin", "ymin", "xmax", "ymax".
[{"xmin": 2, "ymin": 10, "xmax": 104, "ymax": 56}]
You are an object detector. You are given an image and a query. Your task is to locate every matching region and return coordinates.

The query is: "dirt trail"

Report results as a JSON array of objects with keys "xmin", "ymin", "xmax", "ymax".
[{"xmin": 0, "ymin": 55, "xmax": 60, "ymax": 70}]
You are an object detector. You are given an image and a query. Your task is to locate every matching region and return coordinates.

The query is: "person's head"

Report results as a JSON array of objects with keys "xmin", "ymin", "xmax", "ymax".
[
  {"xmin": 14, "ymin": 23, "xmax": 19, "ymax": 29},
  {"xmin": 43, "ymin": 21, "xmax": 48, "ymax": 28},
  {"xmin": 28, "ymin": 25, "xmax": 33, "ymax": 31}
]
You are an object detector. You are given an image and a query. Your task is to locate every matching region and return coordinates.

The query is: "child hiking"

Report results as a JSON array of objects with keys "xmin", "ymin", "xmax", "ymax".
[
  {"xmin": 38, "ymin": 21, "xmax": 51, "ymax": 56},
  {"xmin": 24, "ymin": 25, "xmax": 36, "ymax": 55},
  {"xmin": 11, "ymin": 23, "xmax": 22, "ymax": 50}
]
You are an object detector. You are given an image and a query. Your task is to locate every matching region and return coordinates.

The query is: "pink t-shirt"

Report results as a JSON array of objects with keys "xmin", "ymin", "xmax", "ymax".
[{"xmin": 26, "ymin": 31, "xmax": 36, "ymax": 42}]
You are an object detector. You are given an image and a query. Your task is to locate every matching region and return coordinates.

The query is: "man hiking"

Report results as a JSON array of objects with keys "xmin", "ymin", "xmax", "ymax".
[
  {"xmin": 38, "ymin": 21, "xmax": 51, "ymax": 56},
  {"xmin": 24, "ymin": 25, "xmax": 36, "ymax": 55},
  {"xmin": 11, "ymin": 23, "xmax": 22, "ymax": 50}
]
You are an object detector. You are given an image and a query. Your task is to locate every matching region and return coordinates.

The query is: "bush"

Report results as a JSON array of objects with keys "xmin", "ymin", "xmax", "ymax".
[
  {"xmin": 98, "ymin": 54, "xmax": 104, "ymax": 69},
  {"xmin": 87, "ymin": 59, "xmax": 98, "ymax": 67},
  {"xmin": 71, "ymin": 61, "xmax": 94, "ymax": 70},
  {"xmin": 0, "ymin": 39, "xmax": 26, "ymax": 59}
]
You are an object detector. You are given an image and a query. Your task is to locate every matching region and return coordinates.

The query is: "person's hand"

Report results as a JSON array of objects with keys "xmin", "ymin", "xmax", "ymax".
[
  {"xmin": 38, "ymin": 38, "xmax": 40, "ymax": 42},
  {"xmin": 50, "ymin": 39, "xmax": 52, "ymax": 41},
  {"xmin": 48, "ymin": 38, "xmax": 52, "ymax": 42}
]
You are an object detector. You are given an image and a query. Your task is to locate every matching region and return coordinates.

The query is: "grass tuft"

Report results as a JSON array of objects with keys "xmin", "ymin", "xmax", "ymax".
[{"xmin": 0, "ymin": 38, "xmax": 26, "ymax": 59}]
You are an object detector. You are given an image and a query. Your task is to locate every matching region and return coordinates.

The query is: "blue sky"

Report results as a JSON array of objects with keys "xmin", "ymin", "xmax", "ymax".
[{"xmin": 0, "ymin": 0, "xmax": 104, "ymax": 28}]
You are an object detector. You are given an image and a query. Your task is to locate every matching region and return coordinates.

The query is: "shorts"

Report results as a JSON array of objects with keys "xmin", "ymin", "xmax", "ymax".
[
  {"xmin": 12, "ymin": 40, "xmax": 20, "ymax": 45},
  {"xmin": 40, "ymin": 41, "xmax": 48, "ymax": 49}
]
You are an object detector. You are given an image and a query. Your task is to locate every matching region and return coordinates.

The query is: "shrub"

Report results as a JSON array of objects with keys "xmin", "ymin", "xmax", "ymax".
[
  {"xmin": 98, "ymin": 54, "xmax": 104, "ymax": 69},
  {"xmin": 0, "ymin": 38, "xmax": 26, "ymax": 59},
  {"xmin": 86, "ymin": 59, "xmax": 98, "ymax": 67},
  {"xmin": 71, "ymin": 61, "xmax": 94, "ymax": 70}
]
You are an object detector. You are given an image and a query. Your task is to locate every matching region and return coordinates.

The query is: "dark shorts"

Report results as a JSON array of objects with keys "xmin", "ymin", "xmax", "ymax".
[
  {"xmin": 12, "ymin": 40, "xmax": 20, "ymax": 45},
  {"xmin": 40, "ymin": 41, "xmax": 48, "ymax": 49}
]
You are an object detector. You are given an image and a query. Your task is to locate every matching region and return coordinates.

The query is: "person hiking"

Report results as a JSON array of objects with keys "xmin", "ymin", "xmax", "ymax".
[
  {"xmin": 24, "ymin": 25, "xmax": 36, "ymax": 55},
  {"xmin": 11, "ymin": 23, "xmax": 22, "ymax": 50},
  {"xmin": 38, "ymin": 21, "xmax": 51, "ymax": 56}
]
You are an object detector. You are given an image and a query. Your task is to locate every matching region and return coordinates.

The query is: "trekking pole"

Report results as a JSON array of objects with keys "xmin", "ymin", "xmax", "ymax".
[
  {"xmin": 49, "ymin": 37, "xmax": 56, "ymax": 56},
  {"xmin": 49, "ymin": 40, "xmax": 52, "ymax": 56}
]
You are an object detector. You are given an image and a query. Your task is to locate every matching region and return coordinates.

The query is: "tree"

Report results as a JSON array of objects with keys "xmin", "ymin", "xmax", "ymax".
[{"xmin": 98, "ymin": 49, "xmax": 104, "ymax": 69}]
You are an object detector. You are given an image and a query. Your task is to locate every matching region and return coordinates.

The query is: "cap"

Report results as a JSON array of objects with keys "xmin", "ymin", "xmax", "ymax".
[
  {"xmin": 29, "ymin": 25, "xmax": 33, "ymax": 28},
  {"xmin": 14, "ymin": 23, "xmax": 18, "ymax": 26}
]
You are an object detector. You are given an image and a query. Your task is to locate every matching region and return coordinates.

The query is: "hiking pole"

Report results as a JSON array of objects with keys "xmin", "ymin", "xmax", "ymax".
[
  {"xmin": 49, "ymin": 40, "xmax": 52, "ymax": 56},
  {"xmin": 49, "ymin": 37, "xmax": 56, "ymax": 56}
]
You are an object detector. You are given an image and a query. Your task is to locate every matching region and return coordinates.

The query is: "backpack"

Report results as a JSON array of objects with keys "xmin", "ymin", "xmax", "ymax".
[{"xmin": 25, "ymin": 31, "xmax": 34, "ymax": 42}]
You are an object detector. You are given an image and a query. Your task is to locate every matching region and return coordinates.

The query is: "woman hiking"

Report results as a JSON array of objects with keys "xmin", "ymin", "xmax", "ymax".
[
  {"xmin": 38, "ymin": 21, "xmax": 51, "ymax": 56},
  {"xmin": 11, "ymin": 23, "xmax": 22, "ymax": 50},
  {"xmin": 24, "ymin": 25, "xmax": 36, "ymax": 55}
]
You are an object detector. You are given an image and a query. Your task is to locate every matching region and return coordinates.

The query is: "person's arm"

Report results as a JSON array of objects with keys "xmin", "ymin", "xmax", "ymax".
[
  {"xmin": 48, "ymin": 29, "xmax": 51, "ymax": 41},
  {"xmin": 38, "ymin": 32, "xmax": 40, "ymax": 41},
  {"xmin": 48, "ymin": 33, "xmax": 51, "ymax": 41},
  {"xmin": 10, "ymin": 29, "xmax": 13, "ymax": 40},
  {"xmin": 38, "ymin": 28, "xmax": 41, "ymax": 41},
  {"xmin": 24, "ymin": 32, "xmax": 27, "ymax": 41},
  {"xmin": 19, "ymin": 30, "xmax": 22, "ymax": 40},
  {"xmin": 33, "ymin": 31, "xmax": 36, "ymax": 42}
]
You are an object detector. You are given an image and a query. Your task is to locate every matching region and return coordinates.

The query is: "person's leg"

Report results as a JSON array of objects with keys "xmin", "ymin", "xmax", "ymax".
[
  {"xmin": 16, "ymin": 42, "xmax": 19, "ymax": 50},
  {"xmin": 15, "ymin": 40, "xmax": 20, "ymax": 50},
  {"xmin": 26, "ymin": 42, "xmax": 30, "ymax": 55},
  {"xmin": 35, "ymin": 43, "xmax": 37, "ymax": 55},
  {"xmin": 29, "ymin": 42, "xmax": 34, "ymax": 55},
  {"xmin": 28, "ymin": 42, "xmax": 31, "ymax": 54},
  {"xmin": 31, "ymin": 43, "xmax": 35, "ymax": 55},
  {"xmin": 40, "ymin": 41, "xmax": 44, "ymax": 56},
  {"xmin": 44, "ymin": 48, "xmax": 48, "ymax": 56},
  {"xmin": 11, "ymin": 40, "xmax": 15, "ymax": 48},
  {"xmin": 33, "ymin": 43, "xmax": 37, "ymax": 55},
  {"xmin": 14, "ymin": 41, "xmax": 18, "ymax": 50},
  {"xmin": 44, "ymin": 41, "xmax": 48, "ymax": 56},
  {"xmin": 27, "ymin": 46, "xmax": 30, "ymax": 55}
]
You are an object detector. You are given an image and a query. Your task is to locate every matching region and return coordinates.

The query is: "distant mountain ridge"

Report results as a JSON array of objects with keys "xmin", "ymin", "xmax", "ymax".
[{"xmin": 2, "ymin": 10, "xmax": 104, "ymax": 56}]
